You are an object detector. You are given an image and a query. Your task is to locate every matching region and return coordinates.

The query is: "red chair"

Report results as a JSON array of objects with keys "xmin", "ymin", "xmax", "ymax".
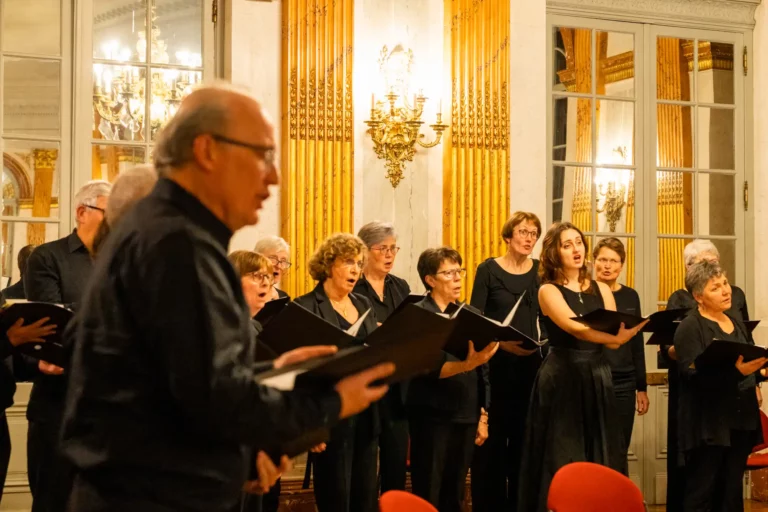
[
  {"xmin": 379, "ymin": 490, "xmax": 437, "ymax": 512},
  {"xmin": 547, "ymin": 462, "xmax": 646, "ymax": 512},
  {"xmin": 746, "ymin": 410, "xmax": 768, "ymax": 469}
]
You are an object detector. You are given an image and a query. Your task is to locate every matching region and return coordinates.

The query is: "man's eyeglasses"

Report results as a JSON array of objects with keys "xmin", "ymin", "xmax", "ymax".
[
  {"xmin": 370, "ymin": 245, "xmax": 400, "ymax": 255},
  {"xmin": 84, "ymin": 205, "xmax": 105, "ymax": 214},
  {"xmin": 248, "ymin": 272, "xmax": 274, "ymax": 284},
  {"xmin": 436, "ymin": 268, "xmax": 467, "ymax": 279},
  {"xmin": 211, "ymin": 134, "xmax": 276, "ymax": 167},
  {"xmin": 267, "ymin": 256, "xmax": 292, "ymax": 270}
]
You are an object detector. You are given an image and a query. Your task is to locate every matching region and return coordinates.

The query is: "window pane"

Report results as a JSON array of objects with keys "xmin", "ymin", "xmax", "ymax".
[
  {"xmin": 697, "ymin": 41, "xmax": 734, "ymax": 105},
  {"xmin": 93, "ymin": 0, "xmax": 147, "ymax": 62},
  {"xmin": 3, "ymin": 58, "xmax": 61, "ymax": 137},
  {"xmin": 2, "ymin": 0, "xmax": 61, "ymax": 55},
  {"xmin": 553, "ymin": 166, "xmax": 592, "ymax": 233},
  {"xmin": 553, "ymin": 27, "xmax": 591, "ymax": 94},
  {"xmin": 595, "ymin": 168, "xmax": 634, "ymax": 234},
  {"xmin": 553, "ymin": 97, "xmax": 592, "ymax": 164},
  {"xmin": 597, "ymin": 31, "xmax": 634, "ymax": 98},
  {"xmin": 1, "ymin": 140, "xmax": 61, "ymax": 220},
  {"xmin": 710, "ymin": 238, "xmax": 736, "ymax": 285},
  {"xmin": 697, "ymin": 173, "xmax": 735, "ymax": 236},
  {"xmin": 92, "ymin": 64, "xmax": 147, "ymax": 142},
  {"xmin": 149, "ymin": 68, "xmax": 202, "ymax": 140},
  {"xmin": 594, "ymin": 235, "xmax": 635, "ymax": 289},
  {"xmin": 658, "ymin": 238, "xmax": 687, "ymax": 302},
  {"xmin": 596, "ymin": 99, "xmax": 634, "ymax": 166},
  {"xmin": 656, "ymin": 37, "xmax": 693, "ymax": 101},
  {"xmin": 0, "ymin": 220, "xmax": 60, "ymax": 286},
  {"xmin": 151, "ymin": 0, "xmax": 203, "ymax": 66},
  {"xmin": 698, "ymin": 106, "xmax": 734, "ymax": 170},
  {"xmin": 656, "ymin": 171, "xmax": 693, "ymax": 235},
  {"xmin": 91, "ymin": 145, "xmax": 147, "ymax": 183},
  {"xmin": 656, "ymin": 104, "xmax": 693, "ymax": 168}
]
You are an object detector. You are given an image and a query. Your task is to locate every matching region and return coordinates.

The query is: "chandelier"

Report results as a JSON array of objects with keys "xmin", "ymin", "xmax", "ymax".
[{"xmin": 92, "ymin": 5, "xmax": 201, "ymax": 141}]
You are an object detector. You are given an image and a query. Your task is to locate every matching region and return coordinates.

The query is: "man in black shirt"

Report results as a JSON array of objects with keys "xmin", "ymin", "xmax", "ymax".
[
  {"xmin": 61, "ymin": 85, "xmax": 393, "ymax": 512},
  {"xmin": 2, "ymin": 244, "xmax": 36, "ymax": 299},
  {"xmin": 23, "ymin": 179, "xmax": 111, "ymax": 512}
]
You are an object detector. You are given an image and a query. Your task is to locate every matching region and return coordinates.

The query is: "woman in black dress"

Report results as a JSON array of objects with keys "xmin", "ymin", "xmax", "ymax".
[
  {"xmin": 469, "ymin": 211, "xmax": 545, "ymax": 511},
  {"xmin": 294, "ymin": 233, "xmax": 380, "ymax": 512},
  {"xmin": 593, "ymin": 238, "xmax": 648, "ymax": 474},
  {"xmin": 673, "ymin": 260, "xmax": 764, "ymax": 511},
  {"xmin": 354, "ymin": 221, "xmax": 411, "ymax": 493},
  {"xmin": 517, "ymin": 222, "xmax": 646, "ymax": 512}
]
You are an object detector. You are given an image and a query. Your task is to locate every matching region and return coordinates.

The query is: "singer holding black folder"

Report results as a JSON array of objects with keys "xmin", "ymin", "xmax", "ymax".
[
  {"xmin": 517, "ymin": 222, "xmax": 647, "ymax": 512},
  {"xmin": 673, "ymin": 260, "xmax": 764, "ymax": 512},
  {"xmin": 294, "ymin": 233, "xmax": 381, "ymax": 512},
  {"xmin": 468, "ymin": 211, "xmax": 544, "ymax": 512},
  {"xmin": 408, "ymin": 247, "xmax": 498, "ymax": 512}
]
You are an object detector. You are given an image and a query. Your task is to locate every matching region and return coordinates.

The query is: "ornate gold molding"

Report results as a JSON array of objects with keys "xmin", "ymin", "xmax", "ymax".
[
  {"xmin": 288, "ymin": 67, "xmax": 352, "ymax": 142},
  {"xmin": 33, "ymin": 149, "xmax": 58, "ymax": 170},
  {"xmin": 682, "ymin": 41, "xmax": 734, "ymax": 72}
]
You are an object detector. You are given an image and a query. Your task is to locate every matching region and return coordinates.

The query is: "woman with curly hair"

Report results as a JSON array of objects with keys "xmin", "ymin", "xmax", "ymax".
[
  {"xmin": 294, "ymin": 233, "xmax": 380, "ymax": 512},
  {"xmin": 517, "ymin": 222, "xmax": 647, "ymax": 512}
]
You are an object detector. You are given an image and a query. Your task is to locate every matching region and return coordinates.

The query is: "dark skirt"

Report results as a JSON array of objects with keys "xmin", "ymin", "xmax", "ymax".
[{"xmin": 517, "ymin": 347, "xmax": 625, "ymax": 512}]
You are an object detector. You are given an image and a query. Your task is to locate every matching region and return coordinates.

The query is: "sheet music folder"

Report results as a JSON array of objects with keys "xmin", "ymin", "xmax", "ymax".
[
  {"xmin": 573, "ymin": 307, "xmax": 690, "ymax": 336},
  {"xmin": 256, "ymin": 304, "xmax": 455, "ymax": 460},
  {"xmin": 646, "ymin": 317, "xmax": 759, "ymax": 346},
  {"xmin": 253, "ymin": 297, "xmax": 290, "ymax": 327},
  {"xmin": 695, "ymin": 325, "xmax": 764, "ymax": 369},
  {"xmin": 0, "ymin": 300, "xmax": 73, "ymax": 367}
]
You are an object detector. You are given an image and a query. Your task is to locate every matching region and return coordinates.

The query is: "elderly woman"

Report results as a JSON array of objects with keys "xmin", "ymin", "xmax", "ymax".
[
  {"xmin": 294, "ymin": 233, "xmax": 380, "ymax": 512},
  {"xmin": 353, "ymin": 221, "xmax": 411, "ymax": 492},
  {"xmin": 469, "ymin": 211, "xmax": 545, "ymax": 511},
  {"xmin": 229, "ymin": 251, "xmax": 274, "ymax": 321},
  {"xmin": 408, "ymin": 247, "xmax": 497, "ymax": 512},
  {"xmin": 593, "ymin": 238, "xmax": 648, "ymax": 474},
  {"xmin": 673, "ymin": 260, "xmax": 765, "ymax": 511},
  {"xmin": 254, "ymin": 236, "xmax": 291, "ymax": 300},
  {"xmin": 661, "ymin": 239, "xmax": 752, "ymax": 512}
]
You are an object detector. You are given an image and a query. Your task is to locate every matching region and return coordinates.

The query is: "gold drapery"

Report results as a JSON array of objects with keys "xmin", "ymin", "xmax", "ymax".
[
  {"xmin": 443, "ymin": 0, "xmax": 510, "ymax": 301},
  {"xmin": 280, "ymin": 0, "xmax": 354, "ymax": 298}
]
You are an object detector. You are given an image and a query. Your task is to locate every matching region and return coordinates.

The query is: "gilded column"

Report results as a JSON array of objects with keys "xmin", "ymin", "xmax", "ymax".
[{"xmin": 27, "ymin": 149, "xmax": 58, "ymax": 246}]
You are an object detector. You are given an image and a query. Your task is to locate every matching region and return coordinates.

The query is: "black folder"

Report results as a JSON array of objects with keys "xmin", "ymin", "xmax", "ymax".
[
  {"xmin": 695, "ymin": 339, "xmax": 766, "ymax": 370},
  {"xmin": 573, "ymin": 307, "xmax": 690, "ymax": 336},
  {"xmin": 257, "ymin": 302, "xmax": 370, "ymax": 355},
  {"xmin": 390, "ymin": 293, "xmax": 429, "ymax": 317},
  {"xmin": 0, "ymin": 300, "xmax": 73, "ymax": 367},
  {"xmin": 253, "ymin": 297, "xmax": 290, "ymax": 327},
  {"xmin": 647, "ymin": 317, "xmax": 760, "ymax": 346}
]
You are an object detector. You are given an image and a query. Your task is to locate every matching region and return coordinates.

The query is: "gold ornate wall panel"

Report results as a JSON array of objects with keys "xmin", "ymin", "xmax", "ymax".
[
  {"xmin": 280, "ymin": 0, "xmax": 354, "ymax": 298},
  {"xmin": 443, "ymin": 0, "xmax": 510, "ymax": 300}
]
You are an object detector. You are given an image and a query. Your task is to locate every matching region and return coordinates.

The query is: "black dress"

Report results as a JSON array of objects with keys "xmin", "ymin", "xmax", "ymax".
[
  {"xmin": 518, "ymin": 283, "xmax": 624, "ymax": 512},
  {"xmin": 469, "ymin": 258, "xmax": 544, "ymax": 511}
]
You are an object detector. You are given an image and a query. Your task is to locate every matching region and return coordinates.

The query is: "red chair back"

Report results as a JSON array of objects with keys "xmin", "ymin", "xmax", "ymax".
[
  {"xmin": 547, "ymin": 462, "xmax": 645, "ymax": 512},
  {"xmin": 379, "ymin": 491, "xmax": 438, "ymax": 512},
  {"xmin": 753, "ymin": 410, "xmax": 768, "ymax": 452}
]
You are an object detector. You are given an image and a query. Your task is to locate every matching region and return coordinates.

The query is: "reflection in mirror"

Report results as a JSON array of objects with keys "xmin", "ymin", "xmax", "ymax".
[
  {"xmin": 2, "ymin": 141, "xmax": 61, "ymax": 224},
  {"xmin": 151, "ymin": 0, "xmax": 203, "ymax": 66},
  {"xmin": 2, "ymin": 0, "xmax": 61, "ymax": 56},
  {"xmin": 553, "ymin": 27, "xmax": 592, "ymax": 93},
  {"xmin": 657, "ymin": 37, "xmax": 694, "ymax": 102},
  {"xmin": 0, "ymin": 223, "xmax": 58, "ymax": 294},
  {"xmin": 595, "ymin": 168, "xmax": 634, "ymax": 233},
  {"xmin": 149, "ymin": 68, "xmax": 202, "ymax": 140},
  {"xmin": 657, "ymin": 104, "xmax": 693, "ymax": 168},
  {"xmin": 656, "ymin": 171, "xmax": 693, "ymax": 235},
  {"xmin": 93, "ymin": 1, "xmax": 146, "ymax": 62},
  {"xmin": 696, "ymin": 41, "xmax": 734, "ymax": 105},
  {"xmin": 553, "ymin": 97, "xmax": 592, "ymax": 163},
  {"xmin": 596, "ymin": 100, "xmax": 634, "ymax": 166},
  {"xmin": 92, "ymin": 64, "xmax": 148, "ymax": 141},
  {"xmin": 3, "ymin": 58, "xmax": 61, "ymax": 137},
  {"xmin": 710, "ymin": 239, "xmax": 736, "ymax": 286},
  {"xmin": 92, "ymin": 146, "xmax": 147, "ymax": 183},
  {"xmin": 658, "ymin": 238, "xmax": 686, "ymax": 302},
  {"xmin": 552, "ymin": 166, "xmax": 592, "ymax": 233},
  {"xmin": 597, "ymin": 31, "xmax": 635, "ymax": 98},
  {"xmin": 698, "ymin": 106, "xmax": 734, "ymax": 170},
  {"xmin": 696, "ymin": 173, "xmax": 735, "ymax": 236}
]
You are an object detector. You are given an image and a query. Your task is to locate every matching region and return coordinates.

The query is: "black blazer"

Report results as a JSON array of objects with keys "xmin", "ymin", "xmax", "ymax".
[{"xmin": 293, "ymin": 283, "xmax": 380, "ymax": 339}]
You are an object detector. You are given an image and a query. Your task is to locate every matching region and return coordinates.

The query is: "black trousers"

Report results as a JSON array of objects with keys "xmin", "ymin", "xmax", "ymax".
[
  {"xmin": 312, "ymin": 414, "xmax": 379, "ymax": 512},
  {"xmin": 614, "ymin": 385, "xmax": 636, "ymax": 476},
  {"xmin": 683, "ymin": 430, "xmax": 753, "ymax": 512},
  {"xmin": 28, "ymin": 419, "xmax": 75, "ymax": 512},
  {"xmin": 1, "ymin": 413, "xmax": 9, "ymax": 506},
  {"xmin": 667, "ymin": 370, "xmax": 685, "ymax": 512},
  {"xmin": 378, "ymin": 416, "xmax": 409, "ymax": 493},
  {"xmin": 409, "ymin": 416, "xmax": 475, "ymax": 512}
]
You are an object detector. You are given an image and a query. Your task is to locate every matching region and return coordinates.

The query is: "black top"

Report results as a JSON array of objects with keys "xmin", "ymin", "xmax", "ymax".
[
  {"xmin": 604, "ymin": 286, "xmax": 647, "ymax": 392},
  {"xmin": 276, "ymin": 288, "xmax": 290, "ymax": 300},
  {"xmin": 542, "ymin": 283, "xmax": 605, "ymax": 352},
  {"xmin": 674, "ymin": 310, "xmax": 761, "ymax": 451},
  {"xmin": 1, "ymin": 280, "xmax": 25, "ymax": 300},
  {"xmin": 353, "ymin": 273, "xmax": 411, "ymax": 323},
  {"xmin": 60, "ymin": 179, "xmax": 342, "ymax": 512},
  {"xmin": 1, "ymin": 333, "xmax": 13, "ymax": 410},
  {"xmin": 407, "ymin": 295, "xmax": 491, "ymax": 424},
  {"xmin": 23, "ymin": 229, "xmax": 92, "ymax": 423}
]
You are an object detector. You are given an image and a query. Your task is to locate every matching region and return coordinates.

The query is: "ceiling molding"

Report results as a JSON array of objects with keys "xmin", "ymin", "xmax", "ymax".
[{"xmin": 547, "ymin": 0, "xmax": 762, "ymax": 30}]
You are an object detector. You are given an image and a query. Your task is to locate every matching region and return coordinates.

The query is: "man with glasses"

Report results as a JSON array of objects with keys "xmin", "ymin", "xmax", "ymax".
[{"xmin": 22, "ymin": 179, "xmax": 111, "ymax": 512}]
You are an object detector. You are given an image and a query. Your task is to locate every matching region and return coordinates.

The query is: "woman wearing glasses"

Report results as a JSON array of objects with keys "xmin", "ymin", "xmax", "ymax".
[
  {"xmin": 254, "ymin": 236, "xmax": 292, "ymax": 300},
  {"xmin": 408, "ymin": 247, "xmax": 498, "ymax": 512},
  {"xmin": 593, "ymin": 238, "xmax": 648, "ymax": 474},
  {"xmin": 294, "ymin": 233, "xmax": 381, "ymax": 512},
  {"xmin": 469, "ymin": 212, "xmax": 545, "ymax": 511},
  {"xmin": 353, "ymin": 221, "xmax": 411, "ymax": 493}
]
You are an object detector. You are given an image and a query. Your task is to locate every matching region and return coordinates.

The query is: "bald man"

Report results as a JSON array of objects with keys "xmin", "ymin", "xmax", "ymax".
[{"xmin": 60, "ymin": 85, "xmax": 393, "ymax": 512}]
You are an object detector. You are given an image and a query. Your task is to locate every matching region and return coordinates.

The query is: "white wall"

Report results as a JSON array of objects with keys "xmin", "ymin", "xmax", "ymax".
[{"xmin": 753, "ymin": 1, "xmax": 768, "ymax": 342}]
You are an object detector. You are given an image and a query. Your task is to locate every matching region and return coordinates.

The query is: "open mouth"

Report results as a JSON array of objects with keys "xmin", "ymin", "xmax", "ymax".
[
  {"xmin": 258, "ymin": 291, "xmax": 268, "ymax": 299},
  {"xmin": 346, "ymin": 278, "xmax": 357, "ymax": 286}
]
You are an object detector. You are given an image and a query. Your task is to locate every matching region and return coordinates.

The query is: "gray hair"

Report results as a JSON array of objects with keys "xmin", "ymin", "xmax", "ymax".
[
  {"xmin": 357, "ymin": 221, "xmax": 397, "ymax": 248},
  {"xmin": 685, "ymin": 260, "xmax": 725, "ymax": 297},
  {"xmin": 106, "ymin": 164, "xmax": 158, "ymax": 226},
  {"xmin": 74, "ymin": 180, "xmax": 112, "ymax": 209},
  {"xmin": 683, "ymin": 239, "xmax": 720, "ymax": 268},
  {"xmin": 254, "ymin": 235, "xmax": 290, "ymax": 254}
]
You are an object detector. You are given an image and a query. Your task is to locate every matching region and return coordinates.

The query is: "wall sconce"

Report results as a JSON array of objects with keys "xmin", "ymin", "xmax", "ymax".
[
  {"xmin": 365, "ymin": 45, "xmax": 448, "ymax": 188},
  {"xmin": 595, "ymin": 147, "xmax": 630, "ymax": 232}
]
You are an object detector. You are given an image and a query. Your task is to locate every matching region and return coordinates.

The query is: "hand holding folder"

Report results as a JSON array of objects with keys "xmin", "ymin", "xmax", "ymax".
[
  {"xmin": 692, "ymin": 320, "xmax": 763, "ymax": 369},
  {"xmin": 573, "ymin": 307, "xmax": 689, "ymax": 336},
  {"xmin": 0, "ymin": 300, "xmax": 73, "ymax": 368}
]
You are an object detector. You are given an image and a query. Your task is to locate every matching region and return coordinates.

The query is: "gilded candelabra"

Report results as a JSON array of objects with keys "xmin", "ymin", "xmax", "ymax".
[
  {"xmin": 365, "ymin": 91, "xmax": 448, "ymax": 188},
  {"xmin": 596, "ymin": 180, "xmax": 627, "ymax": 232}
]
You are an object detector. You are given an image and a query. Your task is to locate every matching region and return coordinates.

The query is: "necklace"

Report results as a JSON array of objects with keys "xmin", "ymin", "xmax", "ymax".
[{"xmin": 330, "ymin": 298, "xmax": 349, "ymax": 318}]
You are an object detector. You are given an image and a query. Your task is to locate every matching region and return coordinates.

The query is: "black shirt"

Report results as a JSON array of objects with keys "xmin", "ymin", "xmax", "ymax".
[
  {"xmin": 604, "ymin": 286, "xmax": 647, "ymax": 392},
  {"xmin": 353, "ymin": 273, "xmax": 411, "ymax": 323},
  {"xmin": 23, "ymin": 229, "xmax": 93, "ymax": 423},
  {"xmin": 1, "ymin": 280, "xmax": 25, "ymax": 299},
  {"xmin": 61, "ymin": 179, "xmax": 341, "ymax": 512}
]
